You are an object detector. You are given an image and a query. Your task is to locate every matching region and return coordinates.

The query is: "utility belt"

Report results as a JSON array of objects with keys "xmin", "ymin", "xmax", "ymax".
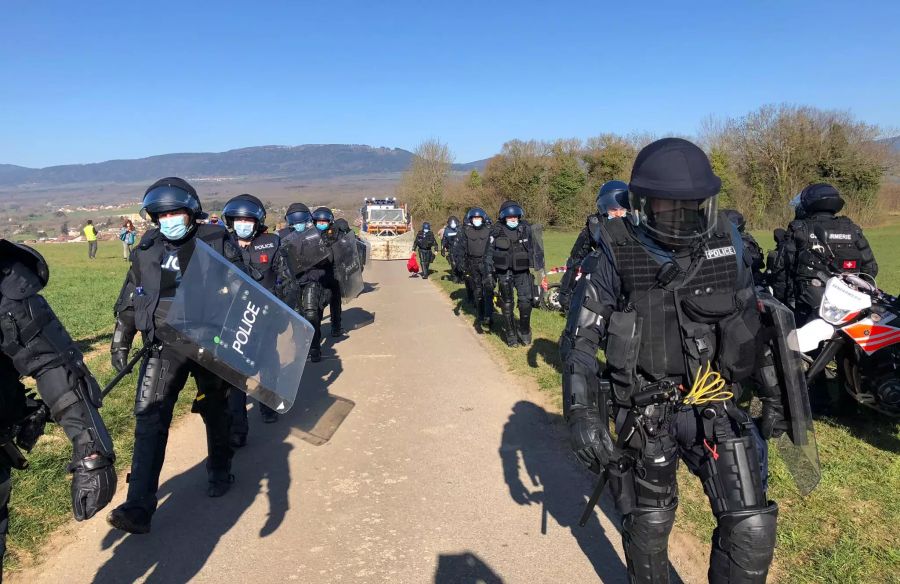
[{"xmin": 606, "ymin": 372, "xmax": 752, "ymax": 453}]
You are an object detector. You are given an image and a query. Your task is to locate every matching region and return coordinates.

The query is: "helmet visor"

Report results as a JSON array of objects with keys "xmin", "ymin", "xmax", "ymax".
[
  {"xmin": 140, "ymin": 185, "xmax": 200, "ymax": 221},
  {"xmin": 635, "ymin": 196, "xmax": 718, "ymax": 245},
  {"xmin": 499, "ymin": 205, "xmax": 525, "ymax": 220},
  {"xmin": 286, "ymin": 210, "xmax": 312, "ymax": 226}
]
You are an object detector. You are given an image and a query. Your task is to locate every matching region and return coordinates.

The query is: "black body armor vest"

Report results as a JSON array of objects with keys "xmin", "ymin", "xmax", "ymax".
[
  {"xmin": 489, "ymin": 224, "xmax": 531, "ymax": 272},
  {"xmin": 463, "ymin": 226, "xmax": 490, "ymax": 258},
  {"xmin": 602, "ymin": 216, "xmax": 759, "ymax": 386},
  {"xmin": 243, "ymin": 232, "xmax": 281, "ymax": 291}
]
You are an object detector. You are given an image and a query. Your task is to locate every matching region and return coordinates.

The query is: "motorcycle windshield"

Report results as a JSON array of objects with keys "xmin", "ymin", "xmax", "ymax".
[{"xmin": 159, "ymin": 239, "xmax": 314, "ymax": 413}]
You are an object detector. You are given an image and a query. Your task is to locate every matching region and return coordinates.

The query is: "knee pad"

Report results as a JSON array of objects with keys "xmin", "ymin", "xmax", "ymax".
[
  {"xmin": 709, "ymin": 503, "xmax": 778, "ymax": 584},
  {"xmin": 622, "ymin": 502, "xmax": 677, "ymax": 582},
  {"xmin": 699, "ymin": 435, "xmax": 766, "ymax": 515}
]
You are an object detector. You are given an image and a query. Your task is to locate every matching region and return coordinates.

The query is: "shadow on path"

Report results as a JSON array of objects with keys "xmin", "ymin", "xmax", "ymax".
[
  {"xmin": 91, "ymin": 332, "xmax": 357, "ymax": 583},
  {"xmin": 434, "ymin": 552, "xmax": 504, "ymax": 584},
  {"xmin": 499, "ymin": 401, "xmax": 686, "ymax": 584}
]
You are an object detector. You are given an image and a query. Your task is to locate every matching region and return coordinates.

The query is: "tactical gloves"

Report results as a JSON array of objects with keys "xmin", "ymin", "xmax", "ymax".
[
  {"xmin": 69, "ymin": 452, "xmax": 117, "ymax": 521},
  {"xmin": 568, "ymin": 411, "xmax": 616, "ymax": 474}
]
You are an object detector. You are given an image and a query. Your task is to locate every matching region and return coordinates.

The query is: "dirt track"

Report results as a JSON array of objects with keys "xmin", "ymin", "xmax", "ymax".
[{"xmin": 11, "ymin": 261, "xmax": 706, "ymax": 583}]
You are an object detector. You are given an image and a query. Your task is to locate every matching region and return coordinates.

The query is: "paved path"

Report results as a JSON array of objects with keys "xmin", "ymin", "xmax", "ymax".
[{"xmin": 12, "ymin": 261, "xmax": 705, "ymax": 583}]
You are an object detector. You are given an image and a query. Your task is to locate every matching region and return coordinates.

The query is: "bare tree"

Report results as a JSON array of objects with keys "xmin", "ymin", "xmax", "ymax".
[{"xmin": 398, "ymin": 139, "xmax": 453, "ymax": 225}]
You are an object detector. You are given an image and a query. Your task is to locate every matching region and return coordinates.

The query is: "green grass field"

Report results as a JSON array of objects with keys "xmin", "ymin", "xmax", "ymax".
[
  {"xmin": 4, "ymin": 241, "xmax": 195, "ymax": 572},
  {"xmin": 431, "ymin": 225, "xmax": 900, "ymax": 584}
]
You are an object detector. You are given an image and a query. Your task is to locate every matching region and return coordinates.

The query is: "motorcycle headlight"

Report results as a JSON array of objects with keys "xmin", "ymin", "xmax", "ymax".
[
  {"xmin": 819, "ymin": 278, "xmax": 871, "ymax": 325},
  {"xmin": 820, "ymin": 294, "xmax": 856, "ymax": 325}
]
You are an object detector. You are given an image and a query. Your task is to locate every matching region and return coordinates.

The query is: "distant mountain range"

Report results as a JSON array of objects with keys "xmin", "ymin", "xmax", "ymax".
[{"xmin": 0, "ymin": 144, "xmax": 489, "ymax": 188}]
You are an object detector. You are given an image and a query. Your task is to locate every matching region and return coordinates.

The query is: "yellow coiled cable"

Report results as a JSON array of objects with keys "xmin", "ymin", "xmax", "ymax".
[{"xmin": 681, "ymin": 362, "xmax": 733, "ymax": 405}]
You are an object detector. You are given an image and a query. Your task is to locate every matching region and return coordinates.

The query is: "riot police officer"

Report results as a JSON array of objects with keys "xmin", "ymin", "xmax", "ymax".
[
  {"xmin": 559, "ymin": 181, "xmax": 631, "ymax": 311},
  {"xmin": 441, "ymin": 216, "xmax": 462, "ymax": 283},
  {"xmin": 769, "ymin": 183, "xmax": 878, "ymax": 324},
  {"xmin": 275, "ymin": 204, "xmax": 331, "ymax": 362},
  {"xmin": 222, "ymin": 194, "xmax": 280, "ymax": 445},
  {"xmin": 723, "ymin": 209, "xmax": 765, "ymax": 286},
  {"xmin": 1, "ymin": 241, "xmax": 116, "ymax": 572},
  {"xmin": 414, "ymin": 222, "xmax": 438, "ymax": 279},
  {"xmin": 485, "ymin": 201, "xmax": 540, "ymax": 347},
  {"xmin": 561, "ymin": 139, "xmax": 783, "ymax": 583},
  {"xmin": 107, "ymin": 177, "xmax": 244, "ymax": 534},
  {"xmin": 453, "ymin": 208, "xmax": 494, "ymax": 330},
  {"xmin": 312, "ymin": 207, "xmax": 346, "ymax": 337}
]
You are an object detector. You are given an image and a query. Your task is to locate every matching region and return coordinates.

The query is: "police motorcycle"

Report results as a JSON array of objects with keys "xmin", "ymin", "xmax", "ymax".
[{"xmin": 790, "ymin": 225, "xmax": 900, "ymax": 417}]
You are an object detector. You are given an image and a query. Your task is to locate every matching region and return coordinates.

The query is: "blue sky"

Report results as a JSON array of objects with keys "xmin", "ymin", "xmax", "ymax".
[{"xmin": 1, "ymin": 0, "xmax": 897, "ymax": 167}]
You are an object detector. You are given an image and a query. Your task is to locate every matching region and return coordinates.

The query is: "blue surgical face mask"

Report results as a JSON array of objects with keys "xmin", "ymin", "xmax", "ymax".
[
  {"xmin": 159, "ymin": 215, "xmax": 189, "ymax": 240},
  {"xmin": 293, "ymin": 223, "xmax": 308, "ymax": 232},
  {"xmin": 423, "ymin": 228, "xmax": 430, "ymax": 233},
  {"xmin": 316, "ymin": 222, "xmax": 329, "ymax": 231},
  {"xmin": 234, "ymin": 220, "xmax": 255, "ymax": 239},
  {"xmin": 505, "ymin": 219, "xmax": 519, "ymax": 229},
  {"xmin": 472, "ymin": 218, "xmax": 483, "ymax": 228}
]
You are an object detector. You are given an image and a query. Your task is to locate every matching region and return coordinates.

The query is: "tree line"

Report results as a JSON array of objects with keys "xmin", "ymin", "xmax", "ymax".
[{"xmin": 399, "ymin": 105, "xmax": 897, "ymax": 230}]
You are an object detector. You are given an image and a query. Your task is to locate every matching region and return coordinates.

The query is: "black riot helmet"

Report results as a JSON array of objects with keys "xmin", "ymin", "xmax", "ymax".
[
  {"xmin": 498, "ymin": 200, "xmax": 525, "ymax": 221},
  {"xmin": 223, "ymin": 194, "xmax": 266, "ymax": 236},
  {"xmin": 722, "ymin": 209, "xmax": 746, "ymax": 233},
  {"xmin": 465, "ymin": 207, "xmax": 489, "ymax": 228},
  {"xmin": 422, "ymin": 222, "xmax": 431, "ymax": 231},
  {"xmin": 799, "ymin": 183, "xmax": 844, "ymax": 215},
  {"xmin": 312, "ymin": 207, "xmax": 335, "ymax": 224},
  {"xmin": 285, "ymin": 202, "xmax": 312, "ymax": 227},
  {"xmin": 628, "ymin": 138, "xmax": 721, "ymax": 249},
  {"xmin": 597, "ymin": 180, "xmax": 630, "ymax": 215},
  {"xmin": 447, "ymin": 216, "xmax": 460, "ymax": 229},
  {"xmin": 140, "ymin": 177, "xmax": 204, "ymax": 223}
]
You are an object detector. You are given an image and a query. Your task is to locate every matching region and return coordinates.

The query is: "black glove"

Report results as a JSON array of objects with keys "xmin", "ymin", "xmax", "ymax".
[
  {"xmin": 111, "ymin": 349, "xmax": 129, "ymax": 373},
  {"xmin": 15, "ymin": 398, "xmax": 49, "ymax": 452},
  {"xmin": 758, "ymin": 397, "xmax": 789, "ymax": 439},
  {"xmin": 68, "ymin": 453, "xmax": 117, "ymax": 521},
  {"xmin": 569, "ymin": 411, "xmax": 616, "ymax": 474}
]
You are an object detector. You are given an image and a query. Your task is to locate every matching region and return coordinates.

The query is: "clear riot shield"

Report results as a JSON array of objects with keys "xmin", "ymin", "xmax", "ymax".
[
  {"xmin": 159, "ymin": 239, "xmax": 314, "ymax": 413},
  {"xmin": 758, "ymin": 292, "xmax": 821, "ymax": 495},
  {"xmin": 281, "ymin": 229, "xmax": 331, "ymax": 276},
  {"xmin": 528, "ymin": 223, "xmax": 546, "ymax": 272},
  {"xmin": 356, "ymin": 238, "xmax": 371, "ymax": 268},
  {"xmin": 332, "ymin": 232, "xmax": 365, "ymax": 300}
]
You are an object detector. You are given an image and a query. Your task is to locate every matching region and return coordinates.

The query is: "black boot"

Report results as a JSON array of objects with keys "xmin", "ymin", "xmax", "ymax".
[
  {"xmin": 502, "ymin": 308, "xmax": 519, "ymax": 347},
  {"xmin": 207, "ymin": 470, "xmax": 235, "ymax": 498},
  {"xmin": 517, "ymin": 315, "xmax": 532, "ymax": 346},
  {"xmin": 107, "ymin": 505, "xmax": 152, "ymax": 534}
]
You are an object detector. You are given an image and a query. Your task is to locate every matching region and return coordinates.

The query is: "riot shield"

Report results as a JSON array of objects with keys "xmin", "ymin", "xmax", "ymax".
[
  {"xmin": 332, "ymin": 232, "xmax": 365, "ymax": 300},
  {"xmin": 356, "ymin": 238, "xmax": 370, "ymax": 268},
  {"xmin": 281, "ymin": 229, "xmax": 331, "ymax": 276},
  {"xmin": 528, "ymin": 223, "xmax": 546, "ymax": 272},
  {"xmin": 158, "ymin": 239, "xmax": 314, "ymax": 413},
  {"xmin": 758, "ymin": 292, "xmax": 821, "ymax": 495}
]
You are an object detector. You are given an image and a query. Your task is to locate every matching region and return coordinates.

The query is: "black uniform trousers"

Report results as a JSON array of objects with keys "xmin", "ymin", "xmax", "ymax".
[
  {"xmin": 124, "ymin": 345, "xmax": 232, "ymax": 516},
  {"xmin": 610, "ymin": 399, "xmax": 776, "ymax": 583},
  {"xmin": 496, "ymin": 269, "xmax": 533, "ymax": 340},
  {"xmin": 466, "ymin": 261, "xmax": 494, "ymax": 322}
]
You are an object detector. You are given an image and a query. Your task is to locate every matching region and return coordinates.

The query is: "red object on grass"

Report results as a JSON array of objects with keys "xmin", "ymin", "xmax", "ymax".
[{"xmin": 407, "ymin": 252, "xmax": 420, "ymax": 273}]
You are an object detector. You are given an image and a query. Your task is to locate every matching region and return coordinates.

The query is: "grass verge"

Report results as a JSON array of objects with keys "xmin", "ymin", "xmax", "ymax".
[{"xmin": 5, "ymin": 241, "xmax": 195, "ymax": 573}]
